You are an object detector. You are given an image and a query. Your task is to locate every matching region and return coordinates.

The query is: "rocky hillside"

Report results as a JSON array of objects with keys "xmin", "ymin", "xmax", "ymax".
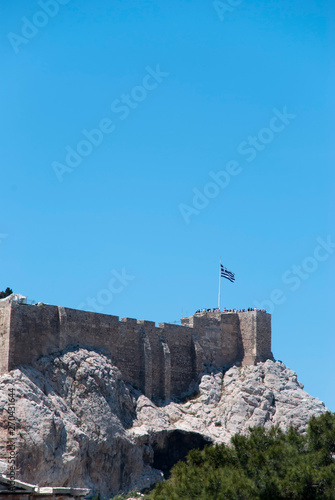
[{"xmin": 0, "ymin": 348, "xmax": 328, "ymax": 498}]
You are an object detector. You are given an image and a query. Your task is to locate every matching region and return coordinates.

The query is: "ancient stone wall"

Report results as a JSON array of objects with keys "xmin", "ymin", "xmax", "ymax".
[
  {"xmin": 189, "ymin": 313, "xmax": 242, "ymax": 367},
  {"xmin": 0, "ymin": 304, "xmax": 11, "ymax": 374},
  {"xmin": 254, "ymin": 310, "xmax": 272, "ymax": 362},
  {"xmin": 0, "ymin": 303, "xmax": 273, "ymax": 399},
  {"xmin": 9, "ymin": 305, "xmax": 60, "ymax": 370},
  {"xmin": 237, "ymin": 311, "xmax": 256, "ymax": 365}
]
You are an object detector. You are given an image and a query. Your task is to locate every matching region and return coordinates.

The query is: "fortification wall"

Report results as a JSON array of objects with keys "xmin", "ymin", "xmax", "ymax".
[
  {"xmin": 9, "ymin": 304, "xmax": 60, "ymax": 370},
  {"xmin": 0, "ymin": 303, "xmax": 273, "ymax": 400},
  {"xmin": 237, "ymin": 311, "xmax": 256, "ymax": 365},
  {"xmin": 159, "ymin": 322, "xmax": 195, "ymax": 398},
  {"xmin": 254, "ymin": 311, "xmax": 272, "ymax": 362},
  {"xmin": 0, "ymin": 304, "xmax": 11, "ymax": 374},
  {"xmin": 237, "ymin": 311, "xmax": 273, "ymax": 365},
  {"xmin": 0, "ymin": 303, "xmax": 200, "ymax": 399},
  {"xmin": 191, "ymin": 313, "xmax": 242, "ymax": 367}
]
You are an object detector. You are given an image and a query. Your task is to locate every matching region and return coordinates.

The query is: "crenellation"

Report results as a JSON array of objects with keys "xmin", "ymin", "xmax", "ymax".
[
  {"xmin": 121, "ymin": 317, "xmax": 137, "ymax": 324},
  {"xmin": 137, "ymin": 320, "xmax": 155, "ymax": 328},
  {"xmin": 0, "ymin": 302, "xmax": 273, "ymax": 398}
]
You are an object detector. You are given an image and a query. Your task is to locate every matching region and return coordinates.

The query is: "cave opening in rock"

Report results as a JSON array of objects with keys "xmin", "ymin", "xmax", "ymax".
[{"xmin": 152, "ymin": 430, "xmax": 212, "ymax": 478}]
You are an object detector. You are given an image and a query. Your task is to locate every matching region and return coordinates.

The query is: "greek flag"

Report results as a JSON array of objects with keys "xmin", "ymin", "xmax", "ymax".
[{"xmin": 220, "ymin": 265, "xmax": 235, "ymax": 283}]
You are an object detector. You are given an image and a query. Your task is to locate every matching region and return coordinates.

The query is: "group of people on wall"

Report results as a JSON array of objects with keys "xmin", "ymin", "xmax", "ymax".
[{"xmin": 194, "ymin": 307, "xmax": 267, "ymax": 314}]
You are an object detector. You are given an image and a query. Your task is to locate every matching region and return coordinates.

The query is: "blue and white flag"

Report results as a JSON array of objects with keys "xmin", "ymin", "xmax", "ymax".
[{"xmin": 220, "ymin": 265, "xmax": 235, "ymax": 283}]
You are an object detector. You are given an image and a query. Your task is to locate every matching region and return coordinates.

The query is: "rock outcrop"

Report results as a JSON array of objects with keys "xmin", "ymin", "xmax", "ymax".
[{"xmin": 0, "ymin": 349, "xmax": 328, "ymax": 498}]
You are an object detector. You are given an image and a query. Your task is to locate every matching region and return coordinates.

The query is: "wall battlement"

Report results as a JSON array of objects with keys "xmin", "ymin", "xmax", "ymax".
[{"xmin": 0, "ymin": 302, "xmax": 273, "ymax": 400}]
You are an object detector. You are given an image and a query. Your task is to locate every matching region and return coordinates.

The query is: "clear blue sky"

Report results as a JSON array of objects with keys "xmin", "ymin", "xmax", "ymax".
[{"xmin": 1, "ymin": 0, "xmax": 334, "ymax": 410}]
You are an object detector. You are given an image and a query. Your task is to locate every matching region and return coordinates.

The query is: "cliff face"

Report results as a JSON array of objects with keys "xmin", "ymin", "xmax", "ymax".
[{"xmin": 0, "ymin": 348, "xmax": 328, "ymax": 498}]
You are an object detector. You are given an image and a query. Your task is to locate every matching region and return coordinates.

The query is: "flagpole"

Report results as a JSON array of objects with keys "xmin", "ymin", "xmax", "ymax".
[{"xmin": 218, "ymin": 257, "xmax": 221, "ymax": 310}]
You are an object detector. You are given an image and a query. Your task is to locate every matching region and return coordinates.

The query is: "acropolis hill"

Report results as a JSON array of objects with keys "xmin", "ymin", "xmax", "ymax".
[{"xmin": 0, "ymin": 302, "xmax": 273, "ymax": 400}]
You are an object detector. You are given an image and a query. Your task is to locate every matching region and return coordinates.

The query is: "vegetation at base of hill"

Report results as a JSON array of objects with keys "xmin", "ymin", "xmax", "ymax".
[
  {"xmin": 111, "ymin": 491, "xmax": 148, "ymax": 499},
  {"xmin": 0, "ymin": 287, "xmax": 13, "ymax": 299},
  {"xmin": 150, "ymin": 412, "xmax": 335, "ymax": 500}
]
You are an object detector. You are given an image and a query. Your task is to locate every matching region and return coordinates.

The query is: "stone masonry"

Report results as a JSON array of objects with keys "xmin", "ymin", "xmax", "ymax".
[{"xmin": 0, "ymin": 302, "xmax": 273, "ymax": 400}]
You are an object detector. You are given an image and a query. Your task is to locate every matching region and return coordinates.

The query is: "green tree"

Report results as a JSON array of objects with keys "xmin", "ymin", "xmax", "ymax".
[
  {"xmin": 0, "ymin": 287, "xmax": 13, "ymax": 299},
  {"xmin": 308, "ymin": 412, "xmax": 335, "ymax": 465},
  {"xmin": 150, "ymin": 412, "xmax": 335, "ymax": 500}
]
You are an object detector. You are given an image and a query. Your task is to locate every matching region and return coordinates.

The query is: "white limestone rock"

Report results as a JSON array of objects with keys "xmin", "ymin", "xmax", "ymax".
[
  {"xmin": 0, "ymin": 351, "xmax": 328, "ymax": 499},
  {"xmin": 151, "ymin": 359, "xmax": 328, "ymax": 444},
  {"xmin": 0, "ymin": 349, "xmax": 162, "ymax": 499}
]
